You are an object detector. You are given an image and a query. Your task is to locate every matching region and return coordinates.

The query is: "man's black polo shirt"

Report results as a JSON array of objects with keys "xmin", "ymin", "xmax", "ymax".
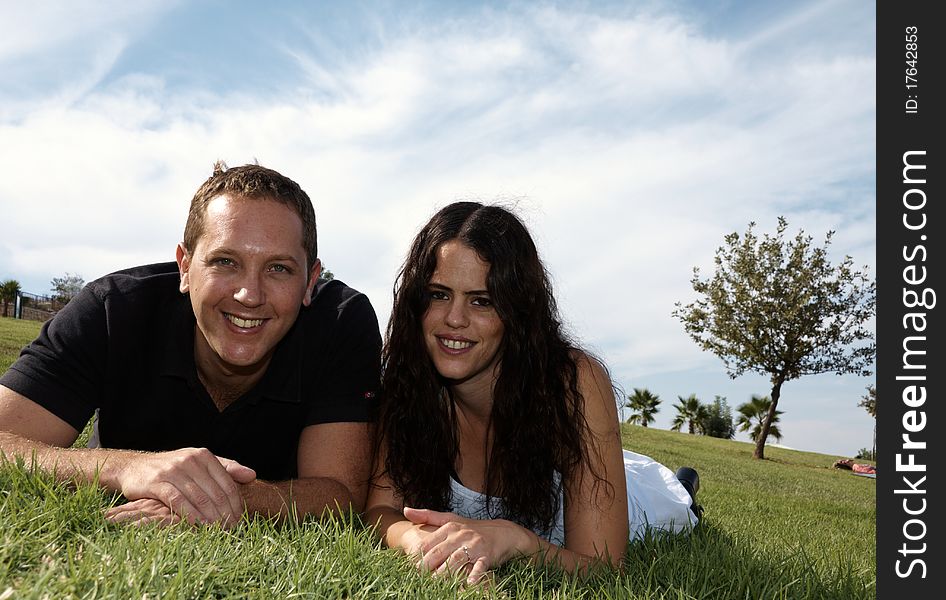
[{"xmin": 0, "ymin": 262, "xmax": 381, "ymax": 481}]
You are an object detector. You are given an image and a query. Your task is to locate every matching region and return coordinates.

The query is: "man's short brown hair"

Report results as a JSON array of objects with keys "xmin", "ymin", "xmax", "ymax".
[{"xmin": 183, "ymin": 162, "xmax": 318, "ymax": 269}]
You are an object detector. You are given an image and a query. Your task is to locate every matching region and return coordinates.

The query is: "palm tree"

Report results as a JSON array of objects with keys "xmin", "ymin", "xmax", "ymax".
[
  {"xmin": 858, "ymin": 385, "xmax": 876, "ymax": 460},
  {"xmin": 1, "ymin": 279, "xmax": 21, "ymax": 318},
  {"xmin": 625, "ymin": 388, "xmax": 661, "ymax": 427},
  {"xmin": 736, "ymin": 394, "xmax": 784, "ymax": 444},
  {"xmin": 670, "ymin": 394, "xmax": 707, "ymax": 434}
]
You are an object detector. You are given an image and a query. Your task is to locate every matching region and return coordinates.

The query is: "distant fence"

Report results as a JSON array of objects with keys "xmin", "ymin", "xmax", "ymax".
[{"xmin": 10, "ymin": 291, "xmax": 59, "ymax": 323}]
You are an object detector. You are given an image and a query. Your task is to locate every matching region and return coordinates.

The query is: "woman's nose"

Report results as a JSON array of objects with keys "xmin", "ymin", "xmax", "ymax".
[{"xmin": 444, "ymin": 300, "xmax": 468, "ymax": 328}]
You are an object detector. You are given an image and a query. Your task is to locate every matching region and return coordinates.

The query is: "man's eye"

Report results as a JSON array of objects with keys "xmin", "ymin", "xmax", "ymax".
[
  {"xmin": 270, "ymin": 264, "xmax": 291, "ymax": 273},
  {"xmin": 212, "ymin": 258, "xmax": 234, "ymax": 266}
]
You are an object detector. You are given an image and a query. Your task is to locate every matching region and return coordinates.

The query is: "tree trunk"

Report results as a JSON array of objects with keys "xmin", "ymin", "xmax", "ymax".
[{"xmin": 754, "ymin": 377, "xmax": 783, "ymax": 459}]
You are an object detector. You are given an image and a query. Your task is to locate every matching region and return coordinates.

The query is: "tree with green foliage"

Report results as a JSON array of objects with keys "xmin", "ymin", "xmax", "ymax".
[
  {"xmin": 670, "ymin": 394, "xmax": 706, "ymax": 434},
  {"xmin": 737, "ymin": 395, "xmax": 783, "ymax": 444},
  {"xmin": 673, "ymin": 217, "xmax": 875, "ymax": 459},
  {"xmin": 51, "ymin": 273, "xmax": 85, "ymax": 306},
  {"xmin": 700, "ymin": 395, "xmax": 736, "ymax": 439},
  {"xmin": 1, "ymin": 279, "xmax": 21, "ymax": 317},
  {"xmin": 625, "ymin": 388, "xmax": 661, "ymax": 427},
  {"xmin": 858, "ymin": 384, "xmax": 876, "ymax": 461}
]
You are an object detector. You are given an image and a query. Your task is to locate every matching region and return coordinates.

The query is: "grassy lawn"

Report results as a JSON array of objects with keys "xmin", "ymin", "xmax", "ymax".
[
  {"xmin": 0, "ymin": 317, "xmax": 42, "ymax": 371},
  {"xmin": 0, "ymin": 317, "xmax": 875, "ymax": 598}
]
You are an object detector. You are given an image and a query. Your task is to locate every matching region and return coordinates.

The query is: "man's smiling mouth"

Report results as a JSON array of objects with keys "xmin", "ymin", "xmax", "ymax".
[{"xmin": 226, "ymin": 314, "xmax": 265, "ymax": 328}]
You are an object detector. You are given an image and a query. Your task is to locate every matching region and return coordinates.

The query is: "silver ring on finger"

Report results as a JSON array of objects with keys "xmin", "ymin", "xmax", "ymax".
[{"xmin": 461, "ymin": 545, "xmax": 473, "ymax": 565}]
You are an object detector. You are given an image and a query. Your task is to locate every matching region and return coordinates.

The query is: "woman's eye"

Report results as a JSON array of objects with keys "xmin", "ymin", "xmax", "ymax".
[
  {"xmin": 472, "ymin": 296, "xmax": 492, "ymax": 307},
  {"xmin": 430, "ymin": 290, "xmax": 448, "ymax": 301}
]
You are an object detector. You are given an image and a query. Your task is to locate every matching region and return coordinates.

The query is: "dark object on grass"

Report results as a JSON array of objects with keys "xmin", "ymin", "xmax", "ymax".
[
  {"xmin": 833, "ymin": 459, "xmax": 876, "ymax": 475},
  {"xmin": 675, "ymin": 467, "xmax": 704, "ymax": 520}
]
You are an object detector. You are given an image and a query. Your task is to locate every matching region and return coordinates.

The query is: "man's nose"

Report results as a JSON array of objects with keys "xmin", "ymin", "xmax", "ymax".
[{"xmin": 234, "ymin": 273, "xmax": 265, "ymax": 306}]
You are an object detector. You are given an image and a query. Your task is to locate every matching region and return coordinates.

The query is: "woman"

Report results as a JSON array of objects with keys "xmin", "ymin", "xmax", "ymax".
[{"xmin": 366, "ymin": 202, "xmax": 698, "ymax": 584}]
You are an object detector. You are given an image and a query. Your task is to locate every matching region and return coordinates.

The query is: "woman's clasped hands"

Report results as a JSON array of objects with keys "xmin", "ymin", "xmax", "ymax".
[{"xmin": 402, "ymin": 507, "xmax": 533, "ymax": 585}]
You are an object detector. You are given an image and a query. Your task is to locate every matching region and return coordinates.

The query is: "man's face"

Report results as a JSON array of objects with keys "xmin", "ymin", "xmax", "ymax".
[{"xmin": 176, "ymin": 194, "xmax": 319, "ymax": 379}]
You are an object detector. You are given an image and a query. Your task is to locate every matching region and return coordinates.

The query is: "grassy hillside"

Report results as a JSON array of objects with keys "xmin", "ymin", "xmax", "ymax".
[
  {"xmin": 0, "ymin": 316, "xmax": 875, "ymax": 598},
  {"xmin": 0, "ymin": 316, "xmax": 41, "ymax": 371},
  {"xmin": 621, "ymin": 425, "xmax": 875, "ymax": 587}
]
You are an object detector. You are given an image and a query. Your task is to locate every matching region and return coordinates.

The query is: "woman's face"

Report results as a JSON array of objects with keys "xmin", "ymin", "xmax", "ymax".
[{"xmin": 422, "ymin": 240, "xmax": 505, "ymax": 391}]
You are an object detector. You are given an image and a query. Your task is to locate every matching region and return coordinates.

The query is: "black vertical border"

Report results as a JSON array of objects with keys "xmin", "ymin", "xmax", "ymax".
[{"xmin": 877, "ymin": 1, "xmax": 942, "ymax": 598}]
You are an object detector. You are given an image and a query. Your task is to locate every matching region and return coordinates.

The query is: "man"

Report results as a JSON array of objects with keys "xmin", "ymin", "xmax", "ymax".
[{"xmin": 0, "ymin": 163, "xmax": 380, "ymax": 527}]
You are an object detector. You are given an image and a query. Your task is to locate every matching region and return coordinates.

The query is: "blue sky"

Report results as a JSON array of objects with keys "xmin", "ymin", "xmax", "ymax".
[{"xmin": 0, "ymin": 0, "xmax": 876, "ymax": 457}]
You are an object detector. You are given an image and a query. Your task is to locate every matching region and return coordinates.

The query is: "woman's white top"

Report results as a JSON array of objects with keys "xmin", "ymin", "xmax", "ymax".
[{"xmin": 448, "ymin": 449, "xmax": 698, "ymax": 546}]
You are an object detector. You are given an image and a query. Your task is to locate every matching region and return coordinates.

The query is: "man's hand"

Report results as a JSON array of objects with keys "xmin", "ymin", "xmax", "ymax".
[
  {"xmin": 115, "ymin": 448, "xmax": 255, "ymax": 526},
  {"xmin": 104, "ymin": 498, "xmax": 182, "ymax": 527},
  {"xmin": 2, "ymin": 387, "xmax": 256, "ymax": 527}
]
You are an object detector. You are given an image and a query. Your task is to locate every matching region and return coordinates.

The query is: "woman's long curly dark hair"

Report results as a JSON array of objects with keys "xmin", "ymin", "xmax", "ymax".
[{"xmin": 379, "ymin": 201, "xmax": 607, "ymax": 534}]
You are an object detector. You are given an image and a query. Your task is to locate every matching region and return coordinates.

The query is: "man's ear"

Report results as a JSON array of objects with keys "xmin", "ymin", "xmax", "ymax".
[
  {"xmin": 176, "ymin": 243, "xmax": 191, "ymax": 294},
  {"xmin": 302, "ymin": 259, "xmax": 322, "ymax": 307}
]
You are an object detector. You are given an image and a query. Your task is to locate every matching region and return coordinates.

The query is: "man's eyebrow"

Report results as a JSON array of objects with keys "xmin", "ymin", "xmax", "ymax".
[
  {"xmin": 266, "ymin": 255, "xmax": 302, "ymax": 264},
  {"xmin": 205, "ymin": 248, "xmax": 302, "ymax": 264}
]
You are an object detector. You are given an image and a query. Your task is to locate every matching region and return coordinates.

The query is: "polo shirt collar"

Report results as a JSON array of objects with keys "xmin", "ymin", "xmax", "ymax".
[
  {"xmin": 159, "ymin": 294, "xmax": 304, "ymax": 406},
  {"xmin": 253, "ymin": 317, "xmax": 304, "ymax": 405},
  {"xmin": 159, "ymin": 295, "xmax": 198, "ymax": 383}
]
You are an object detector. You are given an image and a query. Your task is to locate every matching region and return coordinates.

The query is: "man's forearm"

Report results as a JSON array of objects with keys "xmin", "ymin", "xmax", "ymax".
[
  {"xmin": 0, "ymin": 431, "xmax": 131, "ymax": 490},
  {"xmin": 2, "ymin": 431, "xmax": 257, "ymax": 525},
  {"xmin": 240, "ymin": 476, "xmax": 362, "ymax": 521}
]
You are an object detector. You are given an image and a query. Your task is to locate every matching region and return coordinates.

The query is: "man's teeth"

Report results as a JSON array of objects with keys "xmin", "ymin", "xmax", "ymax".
[
  {"xmin": 227, "ymin": 314, "xmax": 264, "ymax": 328},
  {"xmin": 440, "ymin": 338, "xmax": 473, "ymax": 350}
]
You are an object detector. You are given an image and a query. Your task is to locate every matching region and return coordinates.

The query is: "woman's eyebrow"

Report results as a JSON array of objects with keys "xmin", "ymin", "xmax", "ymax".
[{"xmin": 428, "ymin": 282, "xmax": 489, "ymax": 296}]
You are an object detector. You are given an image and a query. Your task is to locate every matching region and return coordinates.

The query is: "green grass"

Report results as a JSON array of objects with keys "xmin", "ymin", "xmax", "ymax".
[
  {"xmin": 0, "ymin": 316, "xmax": 41, "ymax": 371},
  {"xmin": 0, "ymin": 317, "xmax": 94, "ymax": 447},
  {"xmin": 0, "ymin": 316, "xmax": 875, "ymax": 598}
]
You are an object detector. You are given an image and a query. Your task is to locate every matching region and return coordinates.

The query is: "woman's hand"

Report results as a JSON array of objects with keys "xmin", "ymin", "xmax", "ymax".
[
  {"xmin": 398, "ymin": 520, "xmax": 434, "ymax": 557},
  {"xmin": 404, "ymin": 507, "xmax": 535, "ymax": 584}
]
